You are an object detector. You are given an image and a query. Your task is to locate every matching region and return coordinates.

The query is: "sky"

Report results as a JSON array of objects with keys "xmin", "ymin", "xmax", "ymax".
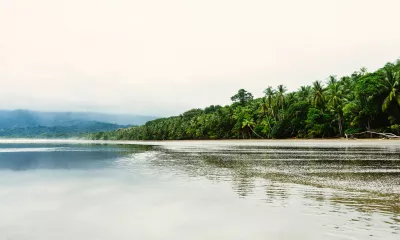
[{"xmin": 1, "ymin": 0, "xmax": 400, "ymax": 116}]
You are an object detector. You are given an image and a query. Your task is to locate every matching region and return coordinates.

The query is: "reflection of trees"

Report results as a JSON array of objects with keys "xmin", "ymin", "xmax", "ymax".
[
  {"xmin": 264, "ymin": 180, "xmax": 289, "ymax": 205},
  {"xmin": 112, "ymin": 144, "xmax": 154, "ymax": 155},
  {"xmin": 231, "ymin": 173, "xmax": 255, "ymax": 198},
  {"xmin": 0, "ymin": 143, "xmax": 154, "ymax": 171},
  {"xmin": 146, "ymin": 145, "xmax": 400, "ymax": 221},
  {"xmin": 330, "ymin": 193, "xmax": 400, "ymax": 215}
]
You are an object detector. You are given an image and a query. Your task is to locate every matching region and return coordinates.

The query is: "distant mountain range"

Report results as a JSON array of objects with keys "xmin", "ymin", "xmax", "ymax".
[{"xmin": 0, "ymin": 110, "xmax": 157, "ymax": 138}]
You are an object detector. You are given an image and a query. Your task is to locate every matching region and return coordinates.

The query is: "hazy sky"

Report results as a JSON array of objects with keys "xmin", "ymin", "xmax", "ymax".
[{"xmin": 1, "ymin": 0, "xmax": 400, "ymax": 116}]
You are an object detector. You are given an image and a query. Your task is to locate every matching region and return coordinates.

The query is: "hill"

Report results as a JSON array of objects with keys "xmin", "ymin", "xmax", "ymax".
[
  {"xmin": 0, "ymin": 121, "xmax": 127, "ymax": 139},
  {"xmin": 0, "ymin": 110, "xmax": 156, "ymax": 138},
  {"xmin": 0, "ymin": 110, "xmax": 156, "ymax": 128}
]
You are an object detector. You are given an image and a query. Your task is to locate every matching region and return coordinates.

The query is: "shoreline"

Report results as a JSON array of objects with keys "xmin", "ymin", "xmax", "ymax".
[{"xmin": 1, "ymin": 137, "xmax": 399, "ymax": 144}]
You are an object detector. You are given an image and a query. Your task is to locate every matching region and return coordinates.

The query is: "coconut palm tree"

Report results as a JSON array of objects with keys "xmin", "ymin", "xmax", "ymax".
[
  {"xmin": 276, "ymin": 85, "xmax": 287, "ymax": 111},
  {"xmin": 242, "ymin": 118, "xmax": 263, "ymax": 138},
  {"xmin": 264, "ymin": 86, "xmax": 276, "ymax": 119},
  {"xmin": 260, "ymin": 97, "xmax": 268, "ymax": 116},
  {"xmin": 340, "ymin": 76, "xmax": 354, "ymax": 98},
  {"xmin": 327, "ymin": 75, "xmax": 337, "ymax": 86},
  {"xmin": 297, "ymin": 85, "xmax": 312, "ymax": 102},
  {"xmin": 327, "ymin": 83, "xmax": 347, "ymax": 136},
  {"xmin": 312, "ymin": 81, "xmax": 325, "ymax": 109},
  {"xmin": 360, "ymin": 67, "xmax": 368, "ymax": 76},
  {"xmin": 264, "ymin": 87, "xmax": 275, "ymax": 107},
  {"xmin": 380, "ymin": 67, "xmax": 400, "ymax": 112},
  {"xmin": 286, "ymin": 92, "xmax": 296, "ymax": 106}
]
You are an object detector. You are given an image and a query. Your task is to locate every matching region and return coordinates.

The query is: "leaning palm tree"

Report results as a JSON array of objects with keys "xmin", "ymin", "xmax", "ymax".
[
  {"xmin": 380, "ymin": 67, "xmax": 400, "ymax": 112},
  {"xmin": 242, "ymin": 118, "xmax": 263, "ymax": 139},
  {"xmin": 312, "ymin": 81, "xmax": 325, "ymax": 109}
]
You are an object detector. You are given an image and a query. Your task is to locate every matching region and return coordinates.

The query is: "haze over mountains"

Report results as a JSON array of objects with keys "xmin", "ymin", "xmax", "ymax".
[{"xmin": 0, "ymin": 110, "xmax": 157, "ymax": 138}]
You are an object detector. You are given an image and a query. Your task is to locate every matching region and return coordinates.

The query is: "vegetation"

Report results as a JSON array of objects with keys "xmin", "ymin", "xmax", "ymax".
[{"xmin": 87, "ymin": 59, "xmax": 400, "ymax": 140}]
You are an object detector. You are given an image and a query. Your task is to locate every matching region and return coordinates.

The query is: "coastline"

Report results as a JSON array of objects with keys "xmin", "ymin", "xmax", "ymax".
[{"xmin": 1, "ymin": 137, "xmax": 399, "ymax": 144}]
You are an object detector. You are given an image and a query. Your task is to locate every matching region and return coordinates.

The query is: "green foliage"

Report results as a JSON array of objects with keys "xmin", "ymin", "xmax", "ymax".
[
  {"xmin": 305, "ymin": 108, "xmax": 331, "ymax": 138},
  {"xmin": 87, "ymin": 59, "xmax": 400, "ymax": 140},
  {"xmin": 231, "ymin": 89, "xmax": 254, "ymax": 106}
]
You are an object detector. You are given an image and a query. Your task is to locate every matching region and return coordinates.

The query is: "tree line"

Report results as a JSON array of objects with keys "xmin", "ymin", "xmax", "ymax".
[{"xmin": 87, "ymin": 59, "xmax": 400, "ymax": 140}]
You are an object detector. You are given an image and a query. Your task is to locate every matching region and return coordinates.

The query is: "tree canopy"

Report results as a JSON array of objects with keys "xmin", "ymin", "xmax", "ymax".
[{"xmin": 87, "ymin": 59, "xmax": 400, "ymax": 140}]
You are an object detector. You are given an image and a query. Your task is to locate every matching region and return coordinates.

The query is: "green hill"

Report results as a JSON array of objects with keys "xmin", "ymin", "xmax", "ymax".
[
  {"xmin": 0, "ymin": 110, "xmax": 157, "ymax": 138},
  {"xmin": 0, "ymin": 121, "xmax": 128, "ymax": 139}
]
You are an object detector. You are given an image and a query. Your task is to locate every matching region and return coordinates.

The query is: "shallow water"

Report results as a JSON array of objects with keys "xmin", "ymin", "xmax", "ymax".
[{"xmin": 0, "ymin": 140, "xmax": 399, "ymax": 239}]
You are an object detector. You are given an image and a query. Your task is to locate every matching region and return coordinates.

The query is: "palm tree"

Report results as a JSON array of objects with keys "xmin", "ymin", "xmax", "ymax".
[
  {"xmin": 327, "ymin": 83, "xmax": 347, "ymax": 136},
  {"xmin": 360, "ymin": 67, "xmax": 368, "ymax": 76},
  {"xmin": 327, "ymin": 75, "xmax": 337, "ymax": 86},
  {"xmin": 264, "ymin": 86, "xmax": 276, "ymax": 120},
  {"xmin": 286, "ymin": 92, "xmax": 296, "ymax": 106},
  {"xmin": 340, "ymin": 76, "xmax": 353, "ymax": 98},
  {"xmin": 312, "ymin": 81, "xmax": 325, "ymax": 109},
  {"xmin": 380, "ymin": 67, "xmax": 400, "ymax": 112},
  {"xmin": 276, "ymin": 85, "xmax": 287, "ymax": 111},
  {"xmin": 260, "ymin": 97, "xmax": 268, "ymax": 116},
  {"xmin": 264, "ymin": 87, "xmax": 275, "ymax": 107},
  {"xmin": 242, "ymin": 118, "xmax": 263, "ymax": 138},
  {"xmin": 297, "ymin": 85, "xmax": 311, "ymax": 102}
]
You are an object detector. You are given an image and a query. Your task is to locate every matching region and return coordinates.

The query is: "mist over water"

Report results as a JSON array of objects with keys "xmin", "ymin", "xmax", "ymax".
[{"xmin": 0, "ymin": 140, "xmax": 399, "ymax": 239}]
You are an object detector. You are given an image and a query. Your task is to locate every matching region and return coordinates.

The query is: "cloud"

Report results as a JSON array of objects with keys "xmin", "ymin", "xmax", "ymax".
[{"xmin": 1, "ymin": 0, "xmax": 400, "ymax": 116}]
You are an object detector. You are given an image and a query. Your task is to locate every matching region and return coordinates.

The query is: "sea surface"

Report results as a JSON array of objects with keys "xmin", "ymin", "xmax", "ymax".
[{"xmin": 0, "ymin": 139, "xmax": 399, "ymax": 240}]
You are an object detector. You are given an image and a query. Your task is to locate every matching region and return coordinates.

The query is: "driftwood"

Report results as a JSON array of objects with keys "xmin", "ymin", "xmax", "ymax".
[{"xmin": 345, "ymin": 131, "xmax": 400, "ymax": 139}]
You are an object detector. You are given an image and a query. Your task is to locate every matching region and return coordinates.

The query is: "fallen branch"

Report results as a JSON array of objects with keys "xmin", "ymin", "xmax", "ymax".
[{"xmin": 345, "ymin": 131, "xmax": 400, "ymax": 139}]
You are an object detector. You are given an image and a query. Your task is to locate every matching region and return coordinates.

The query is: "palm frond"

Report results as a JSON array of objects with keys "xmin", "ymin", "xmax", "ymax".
[{"xmin": 382, "ymin": 95, "xmax": 391, "ymax": 112}]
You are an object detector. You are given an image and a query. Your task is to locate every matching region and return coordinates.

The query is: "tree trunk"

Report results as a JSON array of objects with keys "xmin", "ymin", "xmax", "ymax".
[
  {"xmin": 338, "ymin": 113, "xmax": 343, "ymax": 137},
  {"xmin": 367, "ymin": 119, "xmax": 372, "ymax": 138},
  {"xmin": 266, "ymin": 116, "xmax": 272, "ymax": 138},
  {"xmin": 249, "ymin": 126, "xmax": 264, "ymax": 139}
]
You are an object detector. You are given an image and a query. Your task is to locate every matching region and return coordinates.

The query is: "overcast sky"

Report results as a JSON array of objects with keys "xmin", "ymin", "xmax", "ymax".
[{"xmin": 1, "ymin": 0, "xmax": 400, "ymax": 116}]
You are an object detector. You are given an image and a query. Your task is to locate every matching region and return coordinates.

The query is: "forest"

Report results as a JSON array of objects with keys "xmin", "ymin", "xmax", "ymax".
[{"xmin": 87, "ymin": 59, "xmax": 400, "ymax": 140}]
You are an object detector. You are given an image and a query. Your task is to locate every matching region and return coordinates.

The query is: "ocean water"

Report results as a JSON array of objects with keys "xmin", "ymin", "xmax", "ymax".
[{"xmin": 0, "ymin": 139, "xmax": 399, "ymax": 239}]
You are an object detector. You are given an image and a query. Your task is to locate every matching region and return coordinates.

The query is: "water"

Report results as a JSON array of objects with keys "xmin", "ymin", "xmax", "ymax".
[{"xmin": 0, "ymin": 140, "xmax": 399, "ymax": 239}]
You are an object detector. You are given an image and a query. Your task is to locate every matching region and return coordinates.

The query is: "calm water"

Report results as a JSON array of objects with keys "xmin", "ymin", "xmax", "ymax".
[{"xmin": 0, "ymin": 140, "xmax": 399, "ymax": 240}]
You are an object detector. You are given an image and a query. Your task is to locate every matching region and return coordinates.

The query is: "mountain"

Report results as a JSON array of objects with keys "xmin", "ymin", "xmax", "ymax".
[
  {"xmin": 0, "ymin": 110, "xmax": 156, "ymax": 129},
  {"xmin": 0, "ymin": 110, "xmax": 157, "ymax": 138},
  {"xmin": 0, "ymin": 121, "xmax": 127, "ymax": 138}
]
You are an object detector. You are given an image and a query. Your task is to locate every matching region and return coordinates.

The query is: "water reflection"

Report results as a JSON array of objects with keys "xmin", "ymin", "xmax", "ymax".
[
  {"xmin": 231, "ymin": 172, "xmax": 256, "ymax": 198},
  {"xmin": 146, "ymin": 143, "xmax": 400, "ymax": 233},
  {"xmin": 0, "ymin": 143, "xmax": 152, "ymax": 170}
]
